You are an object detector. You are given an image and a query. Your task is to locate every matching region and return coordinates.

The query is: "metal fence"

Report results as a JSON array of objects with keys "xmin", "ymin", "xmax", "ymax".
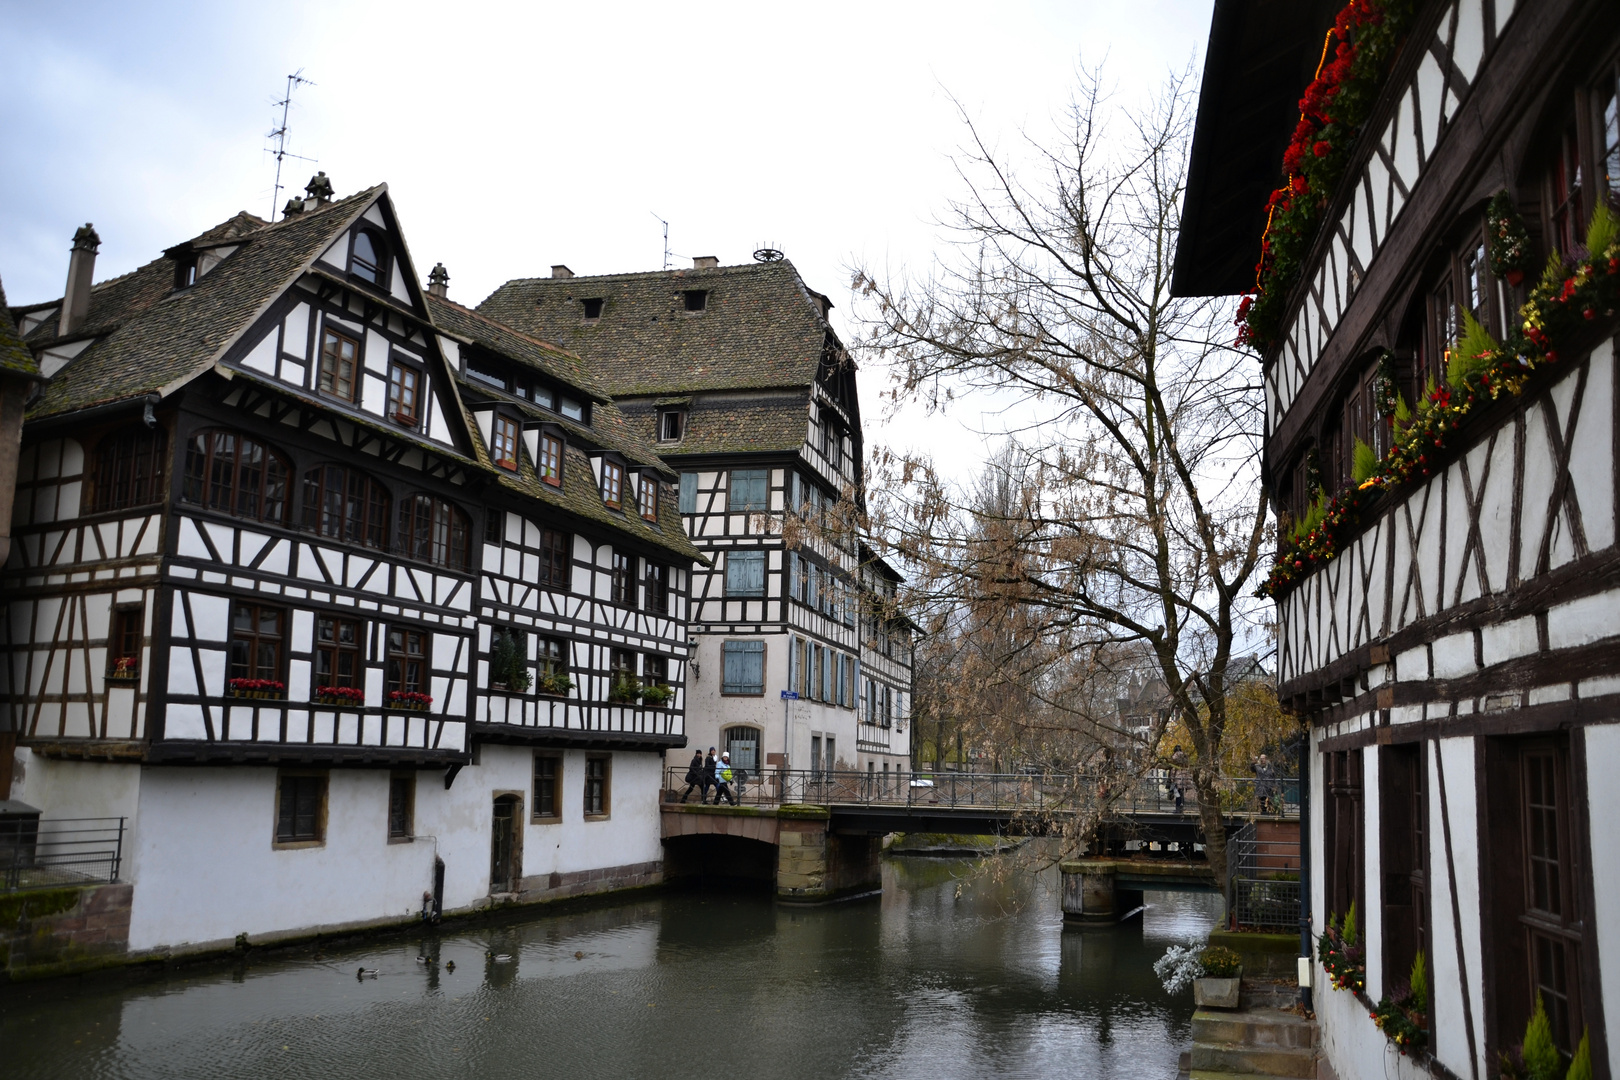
[
  {"xmin": 664, "ymin": 767, "xmax": 1299, "ymax": 818},
  {"xmin": 1227, "ymin": 819, "xmax": 1301, "ymax": 932},
  {"xmin": 0, "ymin": 817, "xmax": 126, "ymax": 893}
]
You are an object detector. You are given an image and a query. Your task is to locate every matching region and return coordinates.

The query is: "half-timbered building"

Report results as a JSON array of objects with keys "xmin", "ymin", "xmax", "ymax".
[
  {"xmin": 0, "ymin": 176, "xmax": 700, "ymax": 956},
  {"xmin": 479, "ymin": 257, "xmax": 914, "ymax": 783},
  {"xmin": 1180, "ymin": 1, "xmax": 1620, "ymax": 1076}
]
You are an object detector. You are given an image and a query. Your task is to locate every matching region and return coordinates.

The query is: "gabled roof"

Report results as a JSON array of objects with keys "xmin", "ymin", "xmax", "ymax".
[
  {"xmin": 1172, "ymin": 0, "xmax": 1339, "ymax": 297},
  {"xmin": 477, "ymin": 260, "xmax": 833, "ymax": 396},
  {"xmin": 17, "ymin": 187, "xmax": 383, "ymax": 420},
  {"xmin": 0, "ymin": 276, "xmax": 39, "ymax": 379}
]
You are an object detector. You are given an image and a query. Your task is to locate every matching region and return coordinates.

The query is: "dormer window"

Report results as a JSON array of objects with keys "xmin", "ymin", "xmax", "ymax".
[
  {"xmin": 538, "ymin": 432, "xmax": 563, "ymax": 487},
  {"xmin": 559, "ymin": 396, "xmax": 586, "ymax": 422},
  {"xmin": 682, "ymin": 289, "xmax": 708, "ymax": 312},
  {"xmin": 174, "ymin": 257, "xmax": 199, "ymax": 289},
  {"xmin": 581, "ymin": 298, "xmax": 604, "ymax": 321},
  {"xmin": 388, "ymin": 360, "xmax": 421, "ymax": 427},
  {"xmin": 639, "ymin": 474, "xmax": 659, "ymax": 521},
  {"xmin": 492, "ymin": 415, "xmax": 520, "ymax": 471},
  {"xmin": 658, "ymin": 410, "xmax": 685, "ymax": 442},
  {"xmin": 601, "ymin": 460, "xmax": 624, "ymax": 510},
  {"xmin": 351, "ymin": 230, "xmax": 386, "ymax": 286}
]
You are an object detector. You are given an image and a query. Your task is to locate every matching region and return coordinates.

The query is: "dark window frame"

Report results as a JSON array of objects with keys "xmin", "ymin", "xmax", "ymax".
[
  {"xmin": 387, "ymin": 772, "xmax": 415, "ymax": 841},
  {"xmin": 728, "ymin": 468, "xmax": 769, "ymax": 512},
  {"xmin": 532, "ymin": 752, "xmax": 562, "ymax": 822},
  {"xmin": 181, "ymin": 428, "xmax": 290, "ymax": 525},
  {"xmin": 601, "ymin": 459, "xmax": 624, "ymax": 510},
  {"xmin": 302, "ymin": 464, "xmax": 390, "ymax": 550},
  {"xmin": 318, "ymin": 325, "xmax": 362, "ymax": 403},
  {"xmin": 538, "ymin": 432, "xmax": 564, "ymax": 487},
  {"xmin": 274, "ymin": 770, "xmax": 327, "ymax": 847},
  {"xmin": 539, "ymin": 528, "xmax": 571, "ymax": 590},
  {"xmin": 314, "ymin": 613, "xmax": 364, "ymax": 689},
  {"xmin": 491, "ymin": 413, "xmax": 521, "ymax": 471},
  {"xmin": 580, "ymin": 298, "xmax": 604, "ymax": 320},
  {"xmin": 645, "ymin": 562, "xmax": 670, "ymax": 615},
  {"xmin": 91, "ymin": 425, "xmax": 166, "ymax": 513},
  {"xmin": 638, "ymin": 473, "xmax": 659, "ymax": 521},
  {"xmin": 108, "ymin": 604, "xmax": 143, "ymax": 678},
  {"xmin": 349, "ymin": 228, "xmax": 388, "ymax": 287},
  {"xmin": 387, "ymin": 625, "xmax": 427, "ymax": 696},
  {"xmin": 583, "ymin": 754, "xmax": 611, "ymax": 819},
  {"xmin": 611, "ymin": 550, "xmax": 635, "ymax": 607},
  {"xmin": 398, "ymin": 492, "xmax": 472, "ymax": 570},
  {"xmin": 658, "ymin": 410, "xmax": 686, "ymax": 442},
  {"xmin": 387, "ymin": 359, "xmax": 423, "ymax": 428},
  {"xmin": 682, "ymin": 289, "xmax": 708, "ymax": 313},
  {"xmin": 229, "ymin": 601, "xmax": 286, "ymax": 686}
]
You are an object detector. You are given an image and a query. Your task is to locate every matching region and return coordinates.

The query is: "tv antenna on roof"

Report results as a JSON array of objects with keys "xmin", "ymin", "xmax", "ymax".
[
  {"xmin": 650, "ymin": 212, "xmax": 671, "ymax": 270},
  {"xmin": 267, "ymin": 70, "xmax": 317, "ymax": 220}
]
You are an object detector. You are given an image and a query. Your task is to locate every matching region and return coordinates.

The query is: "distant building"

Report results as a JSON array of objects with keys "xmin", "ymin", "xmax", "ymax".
[
  {"xmin": 480, "ymin": 258, "xmax": 915, "ymax": 785},
  {"xmin": 0, "ymin": 177, "xmax": 700, "ymax": 959},
  {"xmin": 1180, "ymin": 1, "xmax": 1620, "ymax": 1076}
]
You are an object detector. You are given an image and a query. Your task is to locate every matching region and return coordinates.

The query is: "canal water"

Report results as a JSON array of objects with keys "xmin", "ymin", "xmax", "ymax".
[{"xmin": 1, "ymin": 853, "xmax": 1218, "ymax": 1080}]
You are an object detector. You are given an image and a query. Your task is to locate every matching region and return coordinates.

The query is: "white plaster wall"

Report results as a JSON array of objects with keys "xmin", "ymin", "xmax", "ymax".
[
  {"xmin": 8, "ymin": 750, "xmax": 143, "ymax": 824},
  {"xmin": 1585, "ymin": 723, "xmax": 1620, "ymax": 1068},
  {"xmin": 1314, "ymin": 973, "xmax": 1433, "ymax": 1080},
  {"xmin": 126, "ymin": 766, "xmax": 440, "ymax": 951},
  {"xmin": 1362, "ymin": 745, "xmax": 1383, "ymax": 1002},
  {"xmin": 123, "ymin": 749, "xmax": 668, "ymax": 952},
  {"xmin": 1428, "ymin": 736, "xmax": 1486, "ymax": 1080}
]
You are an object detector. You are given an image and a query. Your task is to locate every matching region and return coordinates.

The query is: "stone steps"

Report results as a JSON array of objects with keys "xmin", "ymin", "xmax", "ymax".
[{"xmin": 1187, "ymin": 1003, "xmax": 1319, "ymax": 1079}]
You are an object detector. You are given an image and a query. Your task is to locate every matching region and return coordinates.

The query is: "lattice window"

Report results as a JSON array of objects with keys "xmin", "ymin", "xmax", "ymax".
[
  {"xmin": 387, "ymin": 362, "xmax": 421, "ymax": 427},
  {"xmin": 315, "ymin": 614, "xmax": 363, "ymax": 688},
  {"xmin": 318, "ymin": 327, "xmax": 361, "ymax": 403},
  {"xmin": 182, "ymin": 429, "xmax": 289, "ymax": 524},
  {"xmin": 92, "ymin": 426, "xmax": 165, "ymax": 512},
  {"xmin": 230, "ymin": 602, "xmax": 284, "ymax": 683},
  {"xmin": 302, "ymin": 465, "xmax": 390, "ymax": 550},
  {"xmin": 398, "ymin": 493, "xmax": 471, "ymax": 569},
  {"xmin": 387, "ymin": 627, "xmax": 427, "ymax": 695},
  {"xmin": 600, "ymin": 460, "xmax": 623, "ymax": 510}
]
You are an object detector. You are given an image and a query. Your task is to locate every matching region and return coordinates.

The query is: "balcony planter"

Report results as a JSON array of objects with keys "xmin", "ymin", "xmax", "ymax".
[
  {"xmin": 314, "ymin": 685, "xmax": 365, "ymax": 708},
  {"xmin": 639, "ymin": 684, "xmax": 675, "ymax": 708},
  {"xmin": 229, "ymin": 678, "xmax": 286, "ymax": 701},
  {"xmin": 607, "ymin": 677, "xmax": 641, "ymax": 705},
  {"xmin": 107, "ymin": 658, "xmax": 140, "ymax": 682},
  {"xmin": 387, "ymin": 690, "xmax": 433, "ymax": 712},
  {"xmin": 536, "ymin": 674, "xmax": 573, "ymax": 697}
]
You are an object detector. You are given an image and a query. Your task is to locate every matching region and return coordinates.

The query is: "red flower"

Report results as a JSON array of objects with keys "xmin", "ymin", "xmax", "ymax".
[
  {"xmin": 1313, "ymin": 140, "xmax": 1332, "ymax": 157},
  {"xmin": 1292, "ymin": 175, "xmax": 1309, "ymax": 195}
]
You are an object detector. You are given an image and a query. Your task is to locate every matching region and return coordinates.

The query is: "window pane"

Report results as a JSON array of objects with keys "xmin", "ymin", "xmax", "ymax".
[{"xmin": 679, "ymin": 472, "xmax": 697, "ymax": 513}]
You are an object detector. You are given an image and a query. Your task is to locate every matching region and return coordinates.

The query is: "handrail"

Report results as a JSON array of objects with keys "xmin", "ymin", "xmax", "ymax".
[
  {"xmin": 0, "ymin": 816, "xmax": 126, "ymax": 893},
  {"xmin": 664, "ymin": 767, "xmax": 1299, "ymax": 818}
]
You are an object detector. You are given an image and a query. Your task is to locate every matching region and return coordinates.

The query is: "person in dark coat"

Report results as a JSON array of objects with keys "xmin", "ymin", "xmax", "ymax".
[
  {"xmin": 702, "ymin": 747, "xmax": 718, "ymax": 802},
  {"xmin": 680, "ymin": 749, "xmax": 706, "ymax": 802}
]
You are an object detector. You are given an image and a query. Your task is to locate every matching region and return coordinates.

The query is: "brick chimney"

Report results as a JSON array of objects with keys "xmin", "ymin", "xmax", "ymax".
[
  {"xmin": 58, "ymin": 224, "xmax": 101, "ymax": 337},
  {"xmin": 427, "ymin": 262, "xmax": 450, "ymax": 298},
  {"xmin": 551, "ymin": 265, "xmax": 573, "ymax": 279},
  {"xmin": 692, "ymin": 256, "xmax": 718, "ymax": 270}
]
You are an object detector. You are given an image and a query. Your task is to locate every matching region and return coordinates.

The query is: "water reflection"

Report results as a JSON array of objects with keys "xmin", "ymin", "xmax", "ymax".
[{"xmin": 0, "ymin": 852, "xmax": 1217, "ymax": 1080}]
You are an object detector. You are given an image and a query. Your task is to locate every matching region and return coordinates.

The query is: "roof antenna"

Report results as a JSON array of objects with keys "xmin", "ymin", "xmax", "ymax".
[
  {"xmin": 650, "ymin": 212, "xmax": 670, "ymax": 270},
  {"xmin": 267, "ymin": 70, "xmax": 317, "ymax": 220}
]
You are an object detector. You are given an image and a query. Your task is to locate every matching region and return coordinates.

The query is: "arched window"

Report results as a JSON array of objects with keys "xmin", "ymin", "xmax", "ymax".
[
  {"xmin": 399, "ymin": 493, "xmax": 471, "ymax": 569},
  {"xmin": 301, "ymin": 465, "xmax": 390, "ymax": 549},
  {"xmin": 181, "ymin": 429, "xmax": 289, "ymax": 524},
  {"xmin": 92, "ymin": 426, "xmax": 166, "ymax": 512},
  {"xmin": 351, "ymin": 230, "xmax": 386, "ymax": 285}
]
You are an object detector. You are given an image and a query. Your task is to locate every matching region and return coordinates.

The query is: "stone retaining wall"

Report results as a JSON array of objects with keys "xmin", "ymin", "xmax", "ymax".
[{"xmin": 1, "ymin": 882, "xmax": 133, "ymax": 981}]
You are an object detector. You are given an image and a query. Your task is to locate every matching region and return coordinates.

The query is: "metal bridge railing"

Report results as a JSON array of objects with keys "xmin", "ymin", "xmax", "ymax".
[
  {"xmin": 0, "ymin": 816, "xmax": 126, "ymax": 893},
  {"xmin": 664, "ymin": 768, "xmax": 1299, "ymax": 818}
]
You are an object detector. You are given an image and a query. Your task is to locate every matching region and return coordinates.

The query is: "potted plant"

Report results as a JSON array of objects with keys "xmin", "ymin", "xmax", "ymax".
[
  {"xmin": 1318, "ymin": 902, "xmax": 1366, "ymax": 993},
  {"xmin": 230, "ymin": 677, "xmax": 286, "ymax": 700},
  {"xmin": 1192, "ymin": 945, "xmax": 1244, "ymax": 1009},
  {"xmin": 607, "ymin": 676, "xmax": 641, "ymax": 704},
  {"xmin": 387, "ymin": 690, "xmax": 433, "ymax": 712},
  {"xmin": 536, "ymin": 671, "xmax": 573, "ymax": 696},
  {"xmin": 639, "ymin": 683, "xmax": 675, "ymax": 707},
  {"xmin": 489, "ymin": 631, "xmax": 531, "ymax": 693},
  {"xmin": 107, "ymin": 656, "xmax": 140, "ymax": 681},
  {"xmin": 1371, "ymin": 951, "xmax": 1429, "ymax": 1055},
  {"xmin": 314, "ymin": 684, "xmax": 365, "ymax": 708}
]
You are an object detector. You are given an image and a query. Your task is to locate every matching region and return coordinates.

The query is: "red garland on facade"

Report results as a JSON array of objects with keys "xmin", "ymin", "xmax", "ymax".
[{"xmin": 1234, "ymin": 0, "xmax": 1414, "ymax": 353}]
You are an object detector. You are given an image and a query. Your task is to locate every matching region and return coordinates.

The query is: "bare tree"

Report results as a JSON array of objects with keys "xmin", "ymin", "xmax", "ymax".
[{"xmin": 854, "ymin": 67, "xmax": 1273, "ymax": 889}]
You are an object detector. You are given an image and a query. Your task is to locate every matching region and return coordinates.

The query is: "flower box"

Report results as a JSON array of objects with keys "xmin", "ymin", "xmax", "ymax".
[
  {"xmin": 107, "ymin": 657, "xmax": 141, "ymax": 681},
  {"xmin": 386, "ymin": 690, "xmax": 433, "ymax": 712},
  {"xmin": 229, "ymin": 678, "xmax": 286, "ymax": 700},
  {"xmin": 314, "ymin": 685, "xmax": 365, "ymax": 708},
  {"xmin": 1193, "ymin": 975, "xmax": 1242, "ymax": 1009}
]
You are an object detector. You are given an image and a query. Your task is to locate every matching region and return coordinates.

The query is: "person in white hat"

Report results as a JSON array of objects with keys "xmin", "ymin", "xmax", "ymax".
[{"xmin": 712, "ymin": 751, "xmax": 737, "ymax": 806}]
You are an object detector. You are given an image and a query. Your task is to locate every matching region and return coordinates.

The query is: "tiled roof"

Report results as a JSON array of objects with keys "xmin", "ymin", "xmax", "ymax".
[
  {"xmin": 618, "ymin": 392, "xmax": 810, "ymax": 458},
  {"xmin": 0, "ymin": 277, "xmax": 38, "ymax": 379},
  {"xmin": 476, "ymin": 260, "xmax": 831, "ymax": 396},
  {"xmin": 426, "ymin": 293, "xmax": 610, "ymax": 403},
  {"xmin": 21, "ymin": 188, "xmax": 382, "ymax": 420}
]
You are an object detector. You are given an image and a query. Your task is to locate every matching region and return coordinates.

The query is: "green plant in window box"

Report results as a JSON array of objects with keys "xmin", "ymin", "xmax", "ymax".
[
  {"xmin": 536, "ymin": 672, "xmax": 573, "ymax": 696},
  {"xmin": 488, "ymin": 631, "xmax": 531, "ymax": 692},
  {"xmin": 608, "ymin": 676, "xmax": 641, "ymax": 704},
  {"xmin": 640, "ymin": 683, "xmax": 675, "ymax": 707},
  {"xmin": 1497, "ymin": 993, "xmax": 1590, "ymax": 1080},
  {"xmin": 1198, "ymin": 945, "xmax": 1242, "ymax": 979}
]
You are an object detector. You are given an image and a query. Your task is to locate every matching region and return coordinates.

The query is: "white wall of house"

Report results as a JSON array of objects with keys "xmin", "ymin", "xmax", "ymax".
[
  {"xmin": 93, "ymin": 746, "xmax": 666, "ymax": 954},
  {"xmin": 1585, "ymin": 723, "xmax": 1620, "ymax": 1064}
]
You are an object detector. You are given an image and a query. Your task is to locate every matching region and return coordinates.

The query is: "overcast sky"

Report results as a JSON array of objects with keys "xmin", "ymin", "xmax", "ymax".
[{"xmin": 0, "ymin": 0, "xmax": 1214, "ymax": 477}]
